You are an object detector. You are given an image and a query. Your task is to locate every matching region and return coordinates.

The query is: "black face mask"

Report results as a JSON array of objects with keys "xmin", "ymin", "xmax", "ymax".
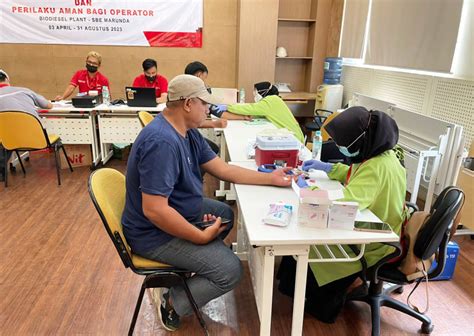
[
  {"xmin": 145, "ymin": 75, "xmax": 156, "ymax": 82},
  {"xmin": 86, "ymin": 63, "xmax": 98, "ymax": 73}
]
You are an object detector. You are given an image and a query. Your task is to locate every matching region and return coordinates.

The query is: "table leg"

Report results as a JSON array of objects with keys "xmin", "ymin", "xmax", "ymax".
[
  {"xmin": 215, "ymin": 130, "xmax": 228, "ymax": 198},
  {"xmin": 260, "ymin": 247, "xmax": 275, "ymax": 336},
  {"xmin": 90, "ymin": 112, "xmax": 101, "ymax": 166},
  {"xmin": 291, "ymin": 251, "xmax": 309, "ymax": 336}
]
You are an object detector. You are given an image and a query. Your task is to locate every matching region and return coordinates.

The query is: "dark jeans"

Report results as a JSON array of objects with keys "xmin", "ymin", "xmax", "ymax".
[{"xmin": 141, "ymin": 198, "xmax": 242, "ymax": 316}]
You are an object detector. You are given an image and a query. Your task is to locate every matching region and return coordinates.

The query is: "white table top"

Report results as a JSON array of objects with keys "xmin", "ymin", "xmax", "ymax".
[
  {"xmin": 223, "ymin": 120, "xmax": 276, "ymax": 161},
  {"xmin": 231, "ymin": 161, "xmax": 399, "ymax": 246},
  {"xmin": 47, "ymin": 101, "xmax": 166, "ymax": 113}
]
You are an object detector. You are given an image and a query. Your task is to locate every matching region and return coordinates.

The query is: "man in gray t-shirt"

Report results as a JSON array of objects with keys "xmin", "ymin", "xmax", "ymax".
[
  {"xmin": 0, "ymin": 69, "xmax": 52, "ymax": 117},
  {"xmin": 0, "ymin": 69, "xmax": 53, "ymax": 181}
]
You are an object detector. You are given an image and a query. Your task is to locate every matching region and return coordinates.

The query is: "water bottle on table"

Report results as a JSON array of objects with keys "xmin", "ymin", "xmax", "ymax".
[
  {"xmin": 239, "ymin": 88, "xmax": 245, "ymax": 103},
  {"xmin": 102, "ymin": 86, "xmax": 110, "ymax": 105},
  {"xmin": 312, "ymin": 130, "xmax": 323, "ymax": 160}
]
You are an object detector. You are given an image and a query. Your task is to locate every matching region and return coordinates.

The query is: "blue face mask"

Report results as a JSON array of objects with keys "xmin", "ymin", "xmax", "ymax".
[
  {"xmin": 338, "ymin": 146, "xmax": 360, "ymax": 157},
  {"xmin": 337, "ymin": 131, "xmax": 365, "ymax": 157}
]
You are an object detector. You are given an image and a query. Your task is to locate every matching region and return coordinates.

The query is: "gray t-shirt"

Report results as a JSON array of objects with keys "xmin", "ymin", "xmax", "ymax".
[{"xmin": 0, "ymin": 85, "xmax": 50, "ymax": 118}]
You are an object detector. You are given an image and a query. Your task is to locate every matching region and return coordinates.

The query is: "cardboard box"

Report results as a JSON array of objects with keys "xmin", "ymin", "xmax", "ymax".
[{"xmin": 60, "ymin": 144, "xmax": 92, "ymax": 169}]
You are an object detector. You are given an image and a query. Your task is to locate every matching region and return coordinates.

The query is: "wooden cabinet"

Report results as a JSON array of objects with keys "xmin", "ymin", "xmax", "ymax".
[{"xmin": 237, "ymin": 0, "xmax": 343, "ymax": 116}]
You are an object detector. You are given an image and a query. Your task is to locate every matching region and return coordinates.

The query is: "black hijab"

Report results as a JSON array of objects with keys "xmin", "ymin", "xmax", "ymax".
[
  {"xmin": 254, "ymin": 81, "xmax": 279, "ymax": 97},
  {"xmin": 324, "ymin": 106, "xmax": 399, "ymax": 163}
]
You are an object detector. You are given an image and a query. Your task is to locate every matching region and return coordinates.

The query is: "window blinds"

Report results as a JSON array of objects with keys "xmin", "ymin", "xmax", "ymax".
[{"xmin": 365, "ymin": 0, "xmax": 463, "ymax": 72}]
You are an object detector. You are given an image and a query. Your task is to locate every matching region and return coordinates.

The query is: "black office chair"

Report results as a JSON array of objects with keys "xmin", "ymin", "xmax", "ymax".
[
  {"xmin": 304, "ymin": 109, "xmax": 333, "ymax": 140},
  {"xmin": 348, "ymin": 186, "xmax": 465, "ymax": 336}
]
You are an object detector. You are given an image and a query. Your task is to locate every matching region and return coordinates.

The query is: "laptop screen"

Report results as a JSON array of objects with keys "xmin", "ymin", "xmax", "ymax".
[{"xmin": 125, "ymin": 87, "xmax": 157, "ymax": 107}]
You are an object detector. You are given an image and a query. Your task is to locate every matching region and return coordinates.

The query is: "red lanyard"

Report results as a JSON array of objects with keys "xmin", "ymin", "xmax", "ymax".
[
  {"xmin": 86, "ymin": 74, "xmax": 97, "ymax": 90},
  {"xmin": 345, "ymin": 160, "xmax": 367, "ymax": 186}
]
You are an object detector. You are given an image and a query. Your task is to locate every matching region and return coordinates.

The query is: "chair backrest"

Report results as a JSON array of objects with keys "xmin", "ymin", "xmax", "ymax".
[
  {"xmin": 138, "ymin": 111, "xmax": 154, "ymax": 127},
  {"xmin": 88, "ymin": 168, "xmax": 133, "ymax": 268},
  {"xmin": 414, "ymin": 186, "xmax": 464, "ymax": 275},
  {"xmin": 0, "ymin": 111, "xmax": 49, "ymax": 150}
]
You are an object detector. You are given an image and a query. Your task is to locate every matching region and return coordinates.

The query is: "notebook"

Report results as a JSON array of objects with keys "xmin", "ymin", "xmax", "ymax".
[{"xmin": 125, "ymin": 87, "xmax": 156, "ymax": 107}]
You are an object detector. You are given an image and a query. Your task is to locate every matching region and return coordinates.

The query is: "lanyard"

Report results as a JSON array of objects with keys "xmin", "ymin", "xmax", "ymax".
[{"xmin": 85, "ymin": 74, "xmax": 97, "ymax": 90}]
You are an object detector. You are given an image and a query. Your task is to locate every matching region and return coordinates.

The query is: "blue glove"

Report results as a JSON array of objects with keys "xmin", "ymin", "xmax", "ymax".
[
  {"xmin": 216, "ymin": 104, "xmax": 227, "ymax": 112},
  {"xmin": 302, "ymin": 160, "xmax": 333, "ymax": 173},
  {"xmin": 209, "ymin": 104, "xmax": 227, "ymax": 117}
]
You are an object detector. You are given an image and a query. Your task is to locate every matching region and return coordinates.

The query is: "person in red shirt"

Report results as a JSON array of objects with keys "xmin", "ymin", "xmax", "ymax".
[
  {"xmin": 132, "ymin": 58, "xmax": 168, "ymax": 103},
  {"xmin": 55, "ymin": 51, "xmax": 110, "ymax": 100}
]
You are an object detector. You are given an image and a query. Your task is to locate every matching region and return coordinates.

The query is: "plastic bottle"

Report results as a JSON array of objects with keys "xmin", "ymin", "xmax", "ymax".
[
  {"xmin": 239, "ymin": 88, "xmax": 245, "ymax": 103},
  {"xmin": 312, "ymin": 130, "xmax": 323, "ymax": 160},
  {"xmin": 102, "ymin": 86, "xmax": 110, "ymax": 105}
]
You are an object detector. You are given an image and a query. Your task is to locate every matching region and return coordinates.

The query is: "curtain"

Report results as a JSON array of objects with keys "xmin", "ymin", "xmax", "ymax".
[
  {"xmin": 339, "ymin": 0, "xmax": 369, "ymax": 59},
  {"xmin": 365, "ymin": 0, "xmax": 464, "ymax": 72}
]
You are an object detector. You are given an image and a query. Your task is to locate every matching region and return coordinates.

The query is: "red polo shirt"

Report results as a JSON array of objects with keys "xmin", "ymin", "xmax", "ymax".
[
  {"xmin": 132, "ymin": 74, "xmax": 168, "ymax": 98},
  {"xmin": 70, "ymin": 70, "xmax": 110, "ymax": 94}
]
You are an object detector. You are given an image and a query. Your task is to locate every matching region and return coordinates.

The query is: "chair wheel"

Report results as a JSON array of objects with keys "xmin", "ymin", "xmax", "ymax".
[
  {"xmin": 25, "ymin": 156, "xmax": 30, "ymax": 161},
  {"xmin": 394, "ymin": 286, "xmax": 404, "ymax": 294},
  {"xmin": 421, "ymin": 323, "xmax": 434, "ymax": 334}
]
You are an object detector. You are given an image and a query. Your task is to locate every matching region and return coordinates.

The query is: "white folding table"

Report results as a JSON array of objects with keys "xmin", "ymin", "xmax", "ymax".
[{"xmin": 230, "ymin": 160, "xmax": 399, "ymax": 336}]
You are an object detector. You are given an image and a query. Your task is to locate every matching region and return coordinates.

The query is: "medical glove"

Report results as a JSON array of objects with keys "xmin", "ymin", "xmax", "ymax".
[
  {"xmin": 216, "ymin": 104, "xmax": 227, "ymax": 113},
  {"xmin": 302, "ymin": 160, "xmax": 333, "ymax": 173}
]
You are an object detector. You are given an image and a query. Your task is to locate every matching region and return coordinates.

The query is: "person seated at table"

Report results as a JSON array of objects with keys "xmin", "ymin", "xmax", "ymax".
[
  {"xmin": 0, "ymin": 69, "xmax": 53, "ymax": 181},
  {"xmin": 55, "ymin": 51, "xmax": 110, "ymax": 101},
  {"xmin": 184, "ymin": 61, "xmax": 250, "ymax": 122},
  {"xmin": 217, "ymin": 82, "xmax": 305, "ymax": 143},
  {"xmin": 183, "ymin": 61, "xmax": 228, "ymax": 156},
  {"xmin": 122, "ymin": 74, "xmax": 292, "ymax": 331},
  {"xmin": 132, "ymin": 58, "xmax": 168, "ymax": 103},
  {"xmin": 277, "ymin": 106, "xmax": 407, "ymax": 323}
]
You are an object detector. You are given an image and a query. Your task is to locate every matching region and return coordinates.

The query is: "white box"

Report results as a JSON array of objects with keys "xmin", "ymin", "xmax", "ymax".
[
  {"xmin": 298, "ymin": 196, "xmax": 331, "ymax": 228},
  {"xmin": 328, "ymin": 201, "xmax": 359, "ymax": 230}
]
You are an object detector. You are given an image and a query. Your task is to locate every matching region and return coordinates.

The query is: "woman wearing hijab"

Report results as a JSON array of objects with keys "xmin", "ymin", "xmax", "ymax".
[
  {"xmin": 277, "ymin": 106, "xmax": 407, "ymax": 323},
  {"xmin": 217, "ymin": 82, "xmax": 305, "ymax": 143}
]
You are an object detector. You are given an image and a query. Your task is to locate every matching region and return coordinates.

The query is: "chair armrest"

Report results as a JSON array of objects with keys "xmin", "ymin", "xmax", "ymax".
[
  {"xmin": 405, "ymin": 202, "xmax": 419, "ymax": 214},
  {"xmin": 315, "ymin": 109, "xmax": 333, "ymax": 116},
  {"xmin": 369, "ymin": 242, "xmax": 403, "ymax": 283}
]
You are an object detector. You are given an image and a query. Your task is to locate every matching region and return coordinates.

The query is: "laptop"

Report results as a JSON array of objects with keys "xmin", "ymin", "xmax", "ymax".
[{"xmin": 125, "ymin": 87, "xmax": 157, "ymax": 107}]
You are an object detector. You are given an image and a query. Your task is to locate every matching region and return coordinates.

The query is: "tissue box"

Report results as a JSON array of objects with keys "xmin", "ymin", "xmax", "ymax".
[
  {"xmin": 298, "ymin": 196, "xmax": 331, "ymax": 228},
  {"xmin": 328, "ymin": 201, "xmax": 359, "ymax": 230}
]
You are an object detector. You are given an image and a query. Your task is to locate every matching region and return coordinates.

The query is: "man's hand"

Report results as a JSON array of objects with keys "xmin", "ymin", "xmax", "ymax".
[
  {"xmin": 54, "ymin": 95, "xmax": 63, "ymax": 101},
  {"xmin": 199, "ymin": 214, "xmax": 227, "ymax": 244},
  {"xmin": 213, "ymin": 119, "xmax": 228, "ymax": 128},
  {"xmin": 270, "ymin": 167, "xmax": 293, "ymax": 187}
]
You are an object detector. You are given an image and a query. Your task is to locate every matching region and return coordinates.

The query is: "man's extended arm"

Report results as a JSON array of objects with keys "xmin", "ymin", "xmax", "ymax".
[{"xmin": 201, "ymin": 156, "xmax": 292, "ymax": 187}]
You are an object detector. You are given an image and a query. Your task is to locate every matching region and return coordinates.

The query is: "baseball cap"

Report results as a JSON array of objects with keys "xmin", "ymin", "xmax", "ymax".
[{"xmin": 167, "ymin": 74, "xmax": 222, "ymax": 105}]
